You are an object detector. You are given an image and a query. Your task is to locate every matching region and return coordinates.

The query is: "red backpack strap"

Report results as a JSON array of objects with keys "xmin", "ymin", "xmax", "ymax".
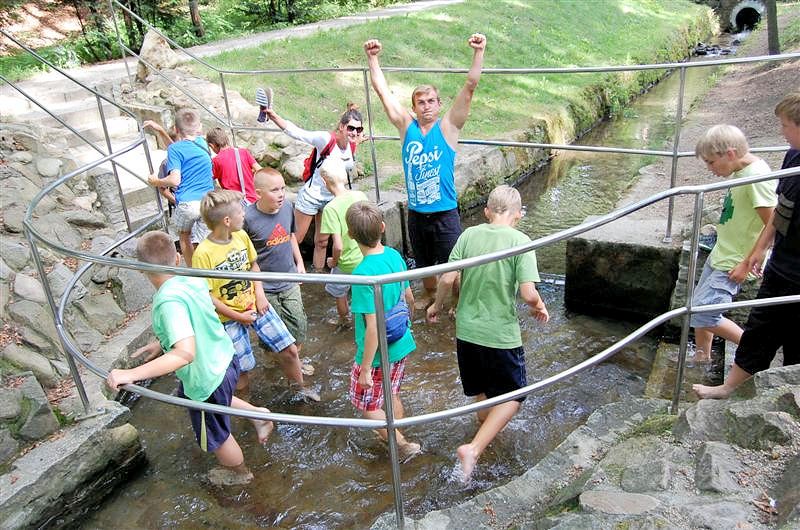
[{"xmin": 349, "ymin": 140, "xmax": 357, "ymax": 157}]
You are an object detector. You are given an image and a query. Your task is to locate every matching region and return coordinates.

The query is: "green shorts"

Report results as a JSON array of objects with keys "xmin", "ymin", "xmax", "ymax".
[{"xmin": 265, "ymin": 284, "xmax": 307, "ymax": 344}]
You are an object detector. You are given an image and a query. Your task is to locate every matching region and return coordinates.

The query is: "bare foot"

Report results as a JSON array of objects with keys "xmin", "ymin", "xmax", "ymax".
[
  {"xmin": 456, "ymin": 443, "xmax": 479, "ymax": 482},
  {"xmin": 298, "ymin": 386, "xmax": 321, "ymax": 402},
  {"xmin": 208, "ymin": 466, "xmax": 254, "ymax": 486},
  {"xmin": 252, "ymin": 407, "xmax": 274, "ymax": 444},
  {"xmin": 301, "ymin": 362, "xmax": 315, "ymax": 376},
  {"xmin": 399, "ymin": 441, "xmax": 421, "ymax": 461},
  {"xmin": 693, "ymin": 383, "xmax": 733, "ymax": 399}
]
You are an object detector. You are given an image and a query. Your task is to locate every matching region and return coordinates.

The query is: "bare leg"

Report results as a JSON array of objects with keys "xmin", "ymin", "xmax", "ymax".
[
  {"xmin": 294, "ymin": 209, "xmax": 314, "ymax": 253},
  {"xmin": 213, "ymin": 433, "xmax": 245, "ymax": 468},
  {"xmin": 458, "ymin": 400, "xmax": 521, "ymax": 482},
  {"xmin": 694, "ymin": 318, "xmax": 744, "ymax": 362},
  {"xmin": 208, "ymin": 434, "xmax": 253, "ymax": 485},
  {"xmin": 312, "ymin": 212, "xmax": 329, "ymax": 271},
  {"xmin": 364, "ymin": 405, "xmax": 420, "ymax": 459},
  {"xmin": 335, "ymin": 296, "xmax": 349, "ymax": 320},
  {"xmin": 230, "ymin": 396, "xmax": 274, "ymax": 444},
  {"xmin": 693, "ymin": 362, "xmax": 753, "ymax": 399},
  {"xmin": 415, "ymin": 276, "xmax": 438, "ymax": 310},
  {"xmin": 279, "ymin": 344, "xmax": 320, "ymax": 401},
  {"xmin": 236, "ymin": 371, "xmax": 250, "ymax": 391},
  {"xmin": 179, "ymin": 230, "xmax": 194, "ymax": 267},
  {"xmin": 694, "ymin": 328, "xmax": 714, "ymax": 362}
]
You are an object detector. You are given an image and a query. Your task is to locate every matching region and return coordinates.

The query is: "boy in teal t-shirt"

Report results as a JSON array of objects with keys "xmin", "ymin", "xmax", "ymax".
[
  {"xmin": 690, "ymin": 124, "xmax": 777, "ymax": 362},
  {"xmin": 320, "ymin": 157, "xmax": 367, "ymax": 328},
  {"xmin": 427, "ymin": 185, "xmax": 549, "ymax": 482},
  {"xmin": 106, "ymin": 231, "xmax": 273, "ymax": 486},
  {"xmin": 346, "ymin": 200, "xmax": 420, "ymax": 460}
]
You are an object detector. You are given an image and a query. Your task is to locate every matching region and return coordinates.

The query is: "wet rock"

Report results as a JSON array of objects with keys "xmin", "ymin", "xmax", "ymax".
[
  {"xmin": 0, "ymin": 388, "xmax": 22, "ymax": 421},
  {"xmin": 0, "ymin": 239, "xmax": 30, "ymax": 271},
  {"xmin": 0, "ymin": 257, "xmax": 14, "ymax": 281},
  {"xmin": 754, "ymin": 365, "xmax": 800, "ymax": 392},
  {"xmin": 694, "ymin": 441, "xmax": 743, "ymax": 493},
  {"xmin": 74, "ymin": 292, "xmax": 126, "ymax": 336},
  {"xmin": 35, "ymin": 157, "xmax": 62, "ymax": 179},
  {"xmin": 12, "ymin": 273, "xmax": 46, "ymax": 304},
  {"xmin": 16, "ymin": 372, "xmax": 59, "ymax": 440},
  {"xmin": 1, "ymin": 343, "xmax": 59, "ymax": 388},
  {"xmin": 579, "ymin": 490, "xmax": 660, "ymax": 515},
  {"xmin": 773, "ymin": 454, "xmax": 800, "ymax": 527}
]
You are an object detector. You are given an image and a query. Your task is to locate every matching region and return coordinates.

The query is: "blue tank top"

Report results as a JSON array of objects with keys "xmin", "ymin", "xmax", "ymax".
[{"xmin": 401, "ymin": 120, "xmax": 457, "ymax": 213}]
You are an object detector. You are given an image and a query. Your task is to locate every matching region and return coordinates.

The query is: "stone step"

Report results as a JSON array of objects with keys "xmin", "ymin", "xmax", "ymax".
[
  {"xmin": 65, "ymin": 116, "xmax": 142, "ymax": 148},
  {"xmin": 10, "ymin": 98, "xmax": 122, "ymax": 130},
  {"xmin": 0, "ymin": 79, "xmax": 116, "ymax": 113}
]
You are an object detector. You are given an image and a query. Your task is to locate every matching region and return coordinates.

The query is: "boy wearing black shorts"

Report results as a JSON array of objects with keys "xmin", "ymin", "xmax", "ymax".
[{"xmin": 427, "ymin": 185, "xmax": 549, "ymax": 481}]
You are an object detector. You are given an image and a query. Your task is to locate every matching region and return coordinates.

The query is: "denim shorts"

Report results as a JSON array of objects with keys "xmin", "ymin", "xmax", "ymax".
[
  {"xmin": 325, "ymin": 266, "xmax": 351, "ymax": 298},
  {"xmin": 223, "ymin": 305, "xmax": 295, "ymax": 372},
  {"xmin": 690, "ymin": 261, "xmax": 740, "ymax": 329},
  {"xmin": 294, "ymin": 185, "xmax": 330, "ymax": 216}
]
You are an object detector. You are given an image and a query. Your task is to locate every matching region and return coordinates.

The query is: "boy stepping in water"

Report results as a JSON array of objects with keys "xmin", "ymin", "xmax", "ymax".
[
  {"xmin": 320, "ymin": 157, "xmax": 368, "ymax": 328},
  {"xmin": 192, "ymin": 189, "xmax": 319, "ymax": 401},
  {"xmin": 244, "ymin": 167, "xmax": 314, "ymax": 376},
  {"xmin": 689, "ymin": 124, "xmax": 776, "ymax": 363},
  {"xmin": 347, "ymin": 201, "xmax": 421, "ymax": 460},
  {"xmin": 428, "ymin": 185, "xmax": 549, "ymax": 482},
  {"xmin": 694, "ymin": 92, "xmax": 800, "ymax": 399},
  {"xmin": 107, "ymin": 231, "xmax": 273, "ymax": 486}
]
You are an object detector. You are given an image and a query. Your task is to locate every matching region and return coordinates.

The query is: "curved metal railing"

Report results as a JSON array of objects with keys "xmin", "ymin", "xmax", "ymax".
[{"xmin": 3, "ymin": 12, "xmax": 800, "ymax": 526}]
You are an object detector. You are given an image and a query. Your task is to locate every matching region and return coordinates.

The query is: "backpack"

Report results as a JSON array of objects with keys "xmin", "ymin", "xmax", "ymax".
[{"xmin": 301, "ymin": 132, "xmax": 357, "ymax": 183}]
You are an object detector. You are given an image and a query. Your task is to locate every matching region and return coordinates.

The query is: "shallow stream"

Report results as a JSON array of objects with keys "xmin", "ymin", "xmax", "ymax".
[{"xmin": 86, "ymin": 47, "xmax": 729, "ymax": 528}]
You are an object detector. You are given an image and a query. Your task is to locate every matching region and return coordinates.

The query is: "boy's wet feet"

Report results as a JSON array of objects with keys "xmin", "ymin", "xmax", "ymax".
[
  {"xmin": 456, "ymin": 443, "xmax": 479, "ymax": 483},
  {"xmin": 208, "ymin": 466, "xmax": 254, "ymax": 486},
  {"xmin": 399, "ymin": 441, "xmax": 421, "ymax": 461},
  {"xmin": 297, "ymin": 386, "xmax": 321, "ymax": 402},
  {"xmin": 301, "ymin": 362, "xmax": 315, "ymax": 376},
  {"xmin": 692, "ymin": 383, "xmax": 733, "ymax": 400},
  {"xmin": 327, "ymin": 316, "xmax": 352, "ymax": 330},
  {"xmin": 252, "ymin": 408, "xmax": 274, "ymax": 444}
]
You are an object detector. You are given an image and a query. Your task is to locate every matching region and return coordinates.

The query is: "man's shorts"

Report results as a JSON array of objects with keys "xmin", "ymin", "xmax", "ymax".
[
  {"xmin": 456, "ymin": 338, "xmax": 527, "ymax": 402},
  {"xmin": 349, "ymin": 358, "xmax": 406, "ymax": 412},
  {"xmin": 294, "ymin": 185, "xmax": 330, "ymax": 216},
  {"xmin": 407, "ymin": 208, "xmax": 462, "ymax": 268},
  {"xmin": 265, "ymin": 284, "xmax": 307, "ymax": 344},
  {"xmin": 223, "ymin": 305, "xmax": 295, "ymax": 372},
  {"xmin": 179, "ymin": 355, "xmax": 240, "ymax": 453},
  {"xmin": 325, "ymin": 266, "xmax": 351, "ymax": 299},
  {"xmin": 690, "ymin": 261, "xmax": 740, "ymax": 329},
  {"xmin": 734, "ymin": 268, "xmax": 800, "ymax": 375}
]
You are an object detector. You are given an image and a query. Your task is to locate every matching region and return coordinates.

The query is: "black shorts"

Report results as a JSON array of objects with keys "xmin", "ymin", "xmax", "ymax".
[
  {"xmin": 734, "ymin": 268, "xmax": 800, "ymax": 375},
  {"xmin": 456, "ymin": 338, "xmax": 527, "ymax": 402},
  {"xmin": 407, "ymin": 208, "xmax": 462, "ymax": 268},
  {"xmin": 179, "ymin": 356, "xmax": 240, "ymax": 453}
]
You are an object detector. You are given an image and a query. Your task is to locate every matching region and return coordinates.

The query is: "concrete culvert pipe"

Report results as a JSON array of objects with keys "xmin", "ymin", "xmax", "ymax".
[{"xmin": 730, "ymin": 0, "xmax": 765, "ymax": 31}]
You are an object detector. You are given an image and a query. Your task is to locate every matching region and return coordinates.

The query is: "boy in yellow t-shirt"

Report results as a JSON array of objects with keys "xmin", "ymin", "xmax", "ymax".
[{"xmin": 192, "ymin": 189, "xmax": 319, "ymax": 401}]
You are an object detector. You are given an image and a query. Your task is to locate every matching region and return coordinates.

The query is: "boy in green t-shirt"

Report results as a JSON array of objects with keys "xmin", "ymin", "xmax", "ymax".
[
  {"xmin": 427, "ymin": 185, "xmax": 549, "ymax": 482},
  {"xmin": 320, "ymin": 157, "xmax": 367, "ymax": 328},
  {"xmin": 690, "ymin": 124, "xmax": 777, "ymax": 362},
  {"xmin": 346, "ymin": 200, "xmax": 421, "ymax": 460},
  {"xmin": 106, "ymin": 231, "xmax": 273, "ymax": 486}
]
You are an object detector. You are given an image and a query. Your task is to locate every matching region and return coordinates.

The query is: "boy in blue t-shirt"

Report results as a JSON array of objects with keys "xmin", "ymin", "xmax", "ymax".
[
  {"xmin": 147, "ymin": 108, "xmax": 214, "ymax": 267},
  {"xmin": 346, "ymin": 200, "xmax": 421, "ymax": 460},
  {"xmin": 106, "ymin": 231, "xmax": 273, "ymax": 486}
]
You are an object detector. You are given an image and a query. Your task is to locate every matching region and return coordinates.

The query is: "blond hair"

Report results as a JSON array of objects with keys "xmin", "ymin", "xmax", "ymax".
[
  {"xmin": 411, "ymin": 84, "xmax": 440, "ymax": 107},
  {"xmin": 346, "ymin": 201, "xmax": 383, "ymax": 247},
  {"xmin": 200, "ymin": 189, "xmax": 244, "ymax": 229},
  {"xmin": 137, "ymin": 231, "xmax": 177, "ymax": 266},
  {"xmin": 775, "ymin": 92, "xmax": 800, "ymax": 126},
  {"xmin": 253, "ymin": 166, "xmax": 283, "ymax": 189},
  {"xmin": 695, "ymin": 124, "xmax": 750, "ymax": 160},
  {"xmin": 320, "ymin": 156, "xmax": 348, "ymax": 187},
  {"xmin": 486, "ymin": 185, "xmax": 522, "ymax": 214}
]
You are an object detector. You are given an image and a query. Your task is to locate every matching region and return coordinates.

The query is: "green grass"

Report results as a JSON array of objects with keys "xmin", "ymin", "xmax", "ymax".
[
  {"xmin": 779, "ymin": 2, "xmax": 800, "ymax": 48},
  {"xmin": 194, "ymin": 0, "xmax": 714, "ymax": 184}
]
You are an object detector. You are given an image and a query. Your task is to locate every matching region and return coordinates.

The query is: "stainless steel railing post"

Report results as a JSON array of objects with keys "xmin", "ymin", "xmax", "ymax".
[
  {"xmin": 664, "ymin": 65, "xmax": 687, "ymax": 243},
  {"xmin": 96, "ymin": 91, "xmax": 133, "ymax": 232},
  {"xmin": 373, "ymin": 282, "xmax": 406, "ymax": 528},
  {"xmin": 671, "ymin": 190, "xmax": 704, "ymax": 414},
  {"xmin": 363, "ymin": 69, "xmax": 382, "ymax": 204},
  {"xmin": 108, "ymin": 0, "xmax": 134, "ymax": 87}
]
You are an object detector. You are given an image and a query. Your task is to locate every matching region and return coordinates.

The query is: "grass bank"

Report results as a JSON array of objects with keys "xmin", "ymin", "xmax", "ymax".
[{"xmin": 197, "ymin": 0, "xmax": 716, "ymax": 183}]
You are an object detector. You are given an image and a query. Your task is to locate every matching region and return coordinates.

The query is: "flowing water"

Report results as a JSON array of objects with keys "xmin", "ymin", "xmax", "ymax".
[{"xmin": 86, "ymin": 51, "xmax": 727, "ymax": 529}]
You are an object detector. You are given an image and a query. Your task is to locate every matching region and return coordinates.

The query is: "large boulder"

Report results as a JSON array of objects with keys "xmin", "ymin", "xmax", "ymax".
[{"xmin": 136, "ymin": 29, "xmax": 181, "ymax": 82}]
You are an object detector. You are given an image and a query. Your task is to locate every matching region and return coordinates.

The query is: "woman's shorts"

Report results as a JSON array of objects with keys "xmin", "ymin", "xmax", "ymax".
[
  {"xmin": 690, "ymin": 261, "xmax": 740, "ymax": 329},
  {"xmin": 265, "ymin": 285, "xmax": 308, "ymax": 344},
  {"xmin": 325, "ymin": 267, "xmax": 351, "ymax": 298},
  {"xmin": 294, "ymin": 185, "xmax": 330, "ymax": 216},
  {"xmin": 180, "ymin": 356, "xmax": 240, "ymax": 453},
  {"xmin": 349, "ymin": 358, "xmax": 406, "ymax": 412},
  {"xmin": 223, "ymin": 305, "xmax": 296, "ymax": 372},
  {"xmin": 456, "ymin": 339, "xmax": 527, "ymax": 402}
]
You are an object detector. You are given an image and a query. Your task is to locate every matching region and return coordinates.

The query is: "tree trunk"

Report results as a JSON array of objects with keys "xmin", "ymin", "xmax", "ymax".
[
  {"xmin": 766, "ymin": 0, "xmax": 780, "ymax": 55},
  {"xmin": 188, "ymin": 0, "xmax": 204, "ymax": 37}
]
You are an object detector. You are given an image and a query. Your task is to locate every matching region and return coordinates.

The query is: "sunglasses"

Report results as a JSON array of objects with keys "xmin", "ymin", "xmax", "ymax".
[{"xmin": 346, "ymin": 125, "xmax": 364, "ymax": 133}]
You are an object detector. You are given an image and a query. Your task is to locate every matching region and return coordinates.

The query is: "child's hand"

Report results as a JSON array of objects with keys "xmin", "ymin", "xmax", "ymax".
[
  {"xmin": 530, "ymin": 305, "xmax": 550, "ymax": 323},
  {"xmin": 107, "ymin": 369, "xmax": 135, "ymax": 390},
  {"xmin": 426, "ymin": 303, "xmax": 441, "ymax": 323},
  {"xmin": 728, "ymin": 261, "xmax": 749, "ymax": 284},
  {"xmin": 326, "ymin": 257, "xmax": 336, "ymax": 269},
  {"xmin": 133, "ymin": 341, "xmax": 162, "ymax": 362},
  {"xmin": 235, "ymin": 309, "xmax": 258, "ymax": 325},
  {"xmin": 358, "ymin": 368, "xmax": 373, "ymax": 389},
  {"xmin": 255, "ymin": 291, "xmax": 270, "ymax": 314}
]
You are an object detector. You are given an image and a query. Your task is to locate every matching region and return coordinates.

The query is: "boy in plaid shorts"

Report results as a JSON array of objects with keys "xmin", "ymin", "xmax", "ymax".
[
  {"xmin": 346, "ymin": 201, "xmax": 421, "ymax": 460},
  {"xmin": 192, "ymin": 189, "xmax": 319, "ymax": 401}
]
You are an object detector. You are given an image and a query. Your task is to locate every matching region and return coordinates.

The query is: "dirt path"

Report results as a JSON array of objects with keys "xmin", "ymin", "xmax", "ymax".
[{"xmin": 618, "ymin": 9, "xmax": 800, "ymax": 244}]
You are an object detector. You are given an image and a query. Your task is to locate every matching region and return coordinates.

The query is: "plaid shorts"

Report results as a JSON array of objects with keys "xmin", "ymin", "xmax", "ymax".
[
  {"xmin": 349, "ymin": 358, "xmax": 406, "ymax": 412},
  {"xmin": 223, "ymin": 305, "xmax": 295, "ymax": 372}
]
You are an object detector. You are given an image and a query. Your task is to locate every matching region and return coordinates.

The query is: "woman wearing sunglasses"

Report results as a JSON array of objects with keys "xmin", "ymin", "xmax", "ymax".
[{"xmin": 265, "ymin": 104, "xmax": 365, "ymax": 271}]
